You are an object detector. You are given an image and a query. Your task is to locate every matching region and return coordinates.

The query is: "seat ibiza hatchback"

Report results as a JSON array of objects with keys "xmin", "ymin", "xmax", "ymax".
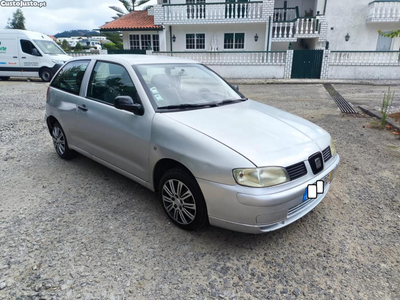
[{"xmin": 45, "ymin": 55, "xmax": 340, "ymax": 234}]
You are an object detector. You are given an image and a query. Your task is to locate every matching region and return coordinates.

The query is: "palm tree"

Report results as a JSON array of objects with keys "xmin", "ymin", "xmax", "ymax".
[{"xmin": 110, "ymin": 0, "xmax": 151, "ymax": 19}]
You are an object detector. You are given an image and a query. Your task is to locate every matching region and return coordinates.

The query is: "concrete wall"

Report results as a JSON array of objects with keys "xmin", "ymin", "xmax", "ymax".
[
  {"xmin": 325, "ymin": 0, "xmax": 400, "ymax": 51},
  {"xmin": 209, "ymin": 65, "xmax": 285, "ymax": 79},
  {"xmin": 328, "ymin": 65, "xmax": 400, "ymax": 80}
]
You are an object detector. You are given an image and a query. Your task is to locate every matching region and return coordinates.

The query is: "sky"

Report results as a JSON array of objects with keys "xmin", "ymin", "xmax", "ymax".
[{"xmin": 0, "ymin": 0, "xmax": 157, "ymax": 35}]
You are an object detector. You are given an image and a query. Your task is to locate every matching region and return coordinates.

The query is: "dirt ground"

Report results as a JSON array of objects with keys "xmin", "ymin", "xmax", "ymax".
[{"xmin": 0, "ymin": 79, "xmax": 399, "ymax": 299}]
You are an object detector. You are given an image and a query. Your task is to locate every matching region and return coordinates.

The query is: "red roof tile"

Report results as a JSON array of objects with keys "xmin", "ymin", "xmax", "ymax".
[{"xmin": 100, "ymin": 11, "xmax": 163, "ymax": 31}]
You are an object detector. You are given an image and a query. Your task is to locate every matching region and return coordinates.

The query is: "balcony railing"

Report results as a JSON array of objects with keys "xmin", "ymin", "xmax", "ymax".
[
  {"xmin": 153, "ymin": 51, "xmax": 287, "ymax": 65},
  {"xmin": 367, "ymin": 1, "xmax": 400, "ymax": 23},
  {"xmin": 160, "ymin": 2, "xmax": 263, "ymax": 23},
  {"xmin": 330, "ymin": 51, "xmax": 400, "ymax": 66},
  {"xmin": 272, "ymin": 17, "xmax": 320, "ymax": 40},
  {"xmin": 273, "ymin": 7, "xmax": 298, "ymax": 22}
]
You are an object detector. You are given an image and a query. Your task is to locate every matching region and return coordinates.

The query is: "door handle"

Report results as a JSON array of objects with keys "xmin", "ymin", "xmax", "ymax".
[
  {"xmin": 77, "ymin": 104, "xmax": 88, "ymax": 112},
  {"xmin": 13, "ymin": 56, "xmax": 17, "ymax": 58},
  {"xmin": 21, "ymin": 57, "xmax": 26, "ymax": 59}
]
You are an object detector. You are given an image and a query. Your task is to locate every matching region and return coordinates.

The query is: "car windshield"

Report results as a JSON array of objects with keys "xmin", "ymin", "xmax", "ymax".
[
  {"xmin": 135, "ymin": 64, "xmax": 244, "ymax": 109},
  {"xmin": 33, "ymin": 40, "xmax": 65, "ymax": 55}
]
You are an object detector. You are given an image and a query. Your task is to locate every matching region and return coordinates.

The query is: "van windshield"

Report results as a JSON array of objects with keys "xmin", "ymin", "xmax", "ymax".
[{"xmin": 34, "ymin": 40, "xmax": 65, "ymax": 55}]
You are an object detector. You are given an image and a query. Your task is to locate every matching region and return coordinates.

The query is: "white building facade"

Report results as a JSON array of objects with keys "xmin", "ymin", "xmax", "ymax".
[
  {"xmin": 99, "ymin": 0, "xmax": 400, "ymax": 79},
  {"xmin": 148, "ymin": 0, "xmax": 399, "ymax": 52}
]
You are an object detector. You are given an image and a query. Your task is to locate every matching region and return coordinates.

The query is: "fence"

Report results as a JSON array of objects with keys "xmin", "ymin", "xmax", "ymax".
[
  {"xmin": 152, "ymin": 51, "xmax": 286, "ymax": 65},
  {"xmin": 66, "ymin": 50, "xmax": 107, "ymax": 57},
  {"xmin": 162, "ymin": 2, "xmax": 263, "ymax": 22},
  {"xmin": 330, "ymin": 51, "xmax": 400, "ymax": 66}
]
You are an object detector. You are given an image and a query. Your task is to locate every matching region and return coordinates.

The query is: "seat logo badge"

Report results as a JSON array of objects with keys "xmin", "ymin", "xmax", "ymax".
[{"xmin": 315, "ymin": 157, "xmax": 322, "ymax": 169}]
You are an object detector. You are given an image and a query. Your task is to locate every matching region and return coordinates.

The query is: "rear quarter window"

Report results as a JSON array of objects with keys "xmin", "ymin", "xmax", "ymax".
[{"xmin": 51, "ymin": 60, "xmax": 90, "ymax": 95}]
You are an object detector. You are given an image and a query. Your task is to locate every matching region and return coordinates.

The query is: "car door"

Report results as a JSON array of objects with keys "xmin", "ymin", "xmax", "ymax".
[
  {"xmin": 0, "ymin": 37, "xmax": 21, "ymax": 77},
  {"xmin": 49, "ymin": 59, "xmax": 91, "ymax": 146},
  {"xmin": 75, "ymin": 60, "xmax": 152, "ymax": 182},
  {"xmin": 19, "ymin": 39, "xmax": 41, "ymax": 77}
]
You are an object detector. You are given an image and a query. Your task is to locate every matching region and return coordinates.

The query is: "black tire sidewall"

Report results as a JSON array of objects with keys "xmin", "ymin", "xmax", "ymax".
[
  {"xmin": 40, "ymin": 68, "xmax": 53, "ymax": 82},
  {"xmin": 159, "ymin": 168, "xmax": 208, "ymax": 231}
]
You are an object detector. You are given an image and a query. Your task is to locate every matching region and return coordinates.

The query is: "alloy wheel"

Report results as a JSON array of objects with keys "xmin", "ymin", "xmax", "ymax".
[
  {"xmin": 162, "ymin": 179, "xmax": 197, "ymax": 225},
  {"xmin": 52, "ymin": 126, "xmax": 66, "ymax": 156}
]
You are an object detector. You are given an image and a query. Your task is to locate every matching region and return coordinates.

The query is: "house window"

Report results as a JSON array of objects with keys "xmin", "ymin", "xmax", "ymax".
[
  {"xmin": 186, "ymin": 33, "xmax": 205, "ymax": 50},
  {"xmin": 129, "ymin": 35, "xmax": 140, "ymax": 49},
  {"xmin": 129, "ymin": 34, "xmax": 160, "ymax": 51},
  {"xmin": 224, "ymin": 33, "xmax": 245, "ymax": 49},
  {"xmin": 376, "ymin": 33, "xmax": 392, "ymax": 51},
  {"xmin": 152, "ymin": 35, "xmax": 160, "ymax": 52},
  {"xmin": 141, "ymin": 34, "xmax": 152, "ymax": 50}
]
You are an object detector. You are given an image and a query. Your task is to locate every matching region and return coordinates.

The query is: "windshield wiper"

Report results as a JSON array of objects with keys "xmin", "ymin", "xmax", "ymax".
[
  {"xmin": 216, "ymin": 98, "xmax": 248, "ymax": 105},
  {"xmin": 158, "ymin": 103, "xmax": 218, "ymax": 110}
]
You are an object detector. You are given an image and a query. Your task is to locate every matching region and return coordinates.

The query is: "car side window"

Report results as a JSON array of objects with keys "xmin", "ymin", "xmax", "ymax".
[
  {"xmin": 87, "ymin": 61, "xmax": 138, "ymax": 105},
  {"xmin": 51, "ymin": 60, "xmax": 90, "ymax": 95},
  {"xmin": 20, "ymin": 39, "xmax": 39, "ymax": 55}
]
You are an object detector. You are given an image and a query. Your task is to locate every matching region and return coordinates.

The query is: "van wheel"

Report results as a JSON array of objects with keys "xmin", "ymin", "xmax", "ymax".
[
  {"xmin": 40, "ymin": 68, "xmax": 53, "ymax": 82},
  {"xmin": 159, "ymin": 168, "xmax": 208, "ymax": 231},
  {"xmin": 50, "ymin": 121, "xmax": 77, "ymax": 160},
  {"xmin": 0, "ymin": 77, "xmax": 10, "ymax": 81}
]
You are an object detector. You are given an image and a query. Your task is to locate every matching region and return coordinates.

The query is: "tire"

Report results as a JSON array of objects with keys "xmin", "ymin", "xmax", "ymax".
[
  {"xmin": 50, "ymin": 121, "xmax": 77, "ymax": 160},
  {"xmin": 159, "ymin": 168, "xmax": 208, "ymax": 231},
  {"xmin": 40, "ymin": 68, "xmax": 53, "ymax": 82},
  {"xmin": 0, "ymin": 77, "xmax": 10, "ymax": 81}
]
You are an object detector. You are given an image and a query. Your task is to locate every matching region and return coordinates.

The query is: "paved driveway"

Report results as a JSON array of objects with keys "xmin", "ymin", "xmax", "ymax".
[{"xmin": 0, "ymin": 81, "xmax": 399, "ymax": 299}]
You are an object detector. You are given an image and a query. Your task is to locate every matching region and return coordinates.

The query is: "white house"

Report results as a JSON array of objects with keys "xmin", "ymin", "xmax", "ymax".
[
  {"xmin": 100, "ymin": 0, "xmax": 400, "ymax": 52},
  {"xmin": 98, "ymin": 0, "xmax": 400, "ymax": 79}
]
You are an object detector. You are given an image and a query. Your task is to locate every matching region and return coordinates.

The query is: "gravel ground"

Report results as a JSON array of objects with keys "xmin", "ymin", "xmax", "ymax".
[{"xmin": 0, "ymin": 80, "xmax": 399, "ymax": 299}]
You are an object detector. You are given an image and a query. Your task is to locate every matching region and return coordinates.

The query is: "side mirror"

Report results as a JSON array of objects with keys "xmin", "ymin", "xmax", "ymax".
[
  {"xmin": 32, "ymin": 48, "xmax": 40, "ymax": 56},
  {"xmin": 232, "ymin": 84, "xmax": 239, "ymax": 91},
  {"xmin": 114, "ymin": 95, "xmax": 143, "ymax": 115}
]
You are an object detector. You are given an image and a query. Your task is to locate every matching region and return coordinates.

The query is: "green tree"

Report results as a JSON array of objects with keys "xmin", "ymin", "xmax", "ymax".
[
  {"xmin": 109, "ymin": 0, "xmax": 151, "ymax": 19},
  {"xmin": 5, "ymin": 9, "xmax": 26, "ymax": 30},
  {"xmin": 61, "ymin": 40, "xmax": 71, "ymax": 51},
  {"xmin": 74, "ymin": 42, "xmax": 83, "ymax": 51}
]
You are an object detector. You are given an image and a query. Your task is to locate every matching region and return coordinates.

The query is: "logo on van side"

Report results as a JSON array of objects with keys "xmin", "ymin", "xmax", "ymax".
[{"xmin": 0, "ymin": 41, "xmax": 7, "ymax": 53}]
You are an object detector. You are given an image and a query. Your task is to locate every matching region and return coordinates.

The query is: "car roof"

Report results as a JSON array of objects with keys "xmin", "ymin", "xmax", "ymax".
[{"xmin": 70, "ymin": 54, "xmax": 199, "ymax": 65}]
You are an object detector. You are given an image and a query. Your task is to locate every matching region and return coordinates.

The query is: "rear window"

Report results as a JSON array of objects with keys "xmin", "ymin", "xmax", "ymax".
[{"xmin": 51, "ymin": 60, "xmax": 90, "ymax": 95}]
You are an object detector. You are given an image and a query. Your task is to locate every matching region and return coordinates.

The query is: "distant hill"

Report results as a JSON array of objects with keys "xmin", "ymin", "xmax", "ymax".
[{"xmin": 54, "ymin": 30, "xmax": 101, "ymax": 38}]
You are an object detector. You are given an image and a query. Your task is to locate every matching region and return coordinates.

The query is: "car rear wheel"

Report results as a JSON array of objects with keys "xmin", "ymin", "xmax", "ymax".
[
  {"xmin": 159, "ymin": 168, "xmax": 208, "ymax": 231},
  {"xmin": 0, "ymin": 77, "xmax": 10, "ymax": 81},
  {"xmin": 40, "ymin": 68, "xmax": 53, "ymax": 82},
  {"xmin": 51, "ymin": 121, "xmax": 76, "ymax": 160}
]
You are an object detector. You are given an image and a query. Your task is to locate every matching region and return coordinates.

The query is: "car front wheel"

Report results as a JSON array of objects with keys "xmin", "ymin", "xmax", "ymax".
[{"xmin": 159, "ymin": 168, "xmax": 208, "ymax": 231}]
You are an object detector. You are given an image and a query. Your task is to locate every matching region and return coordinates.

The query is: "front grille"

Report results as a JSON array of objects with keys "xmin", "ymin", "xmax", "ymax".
[
  {"xmin": 286, "ymin": 162, "xmax": 307, "ymax": 181},
  {"xmin": 322, "ymin": 146, "xmax": 332, "ymax": 162},
  {"xmin": 308, "ymin": 152, "xmax": 324, "ymax": 175}
]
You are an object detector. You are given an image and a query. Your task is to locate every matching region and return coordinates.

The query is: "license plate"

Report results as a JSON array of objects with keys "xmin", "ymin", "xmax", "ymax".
[{"xmin": 303, "ymin": 171, "xmax": 334, "ymax": 202}]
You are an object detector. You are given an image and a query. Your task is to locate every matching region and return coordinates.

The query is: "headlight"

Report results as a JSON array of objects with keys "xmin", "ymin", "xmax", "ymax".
[
  {"xmin": 233, "ymin": 167, "xmax": 290, "ymax": 188},
  {"xmin": 51, "ymin": 59, "xmax": 63, "ymax": 64},
  {"xmin": 330, "ymin": 138, "xmax": 336, "ymax": 156}
]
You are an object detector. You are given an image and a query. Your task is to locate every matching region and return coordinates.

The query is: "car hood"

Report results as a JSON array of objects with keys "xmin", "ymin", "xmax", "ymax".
[
  {"xmin": 49, "ymin": 54, "xmax": 72, "ymax": 63},
  {"xmin": 164, "ymin": 100, "xmax": 331, "ymax": 167}
]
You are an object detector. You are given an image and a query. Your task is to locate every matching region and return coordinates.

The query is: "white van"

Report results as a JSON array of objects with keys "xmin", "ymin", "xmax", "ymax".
[{"xmin": 0, "ymin": 29, "xmax": 71, "ymax": 82}]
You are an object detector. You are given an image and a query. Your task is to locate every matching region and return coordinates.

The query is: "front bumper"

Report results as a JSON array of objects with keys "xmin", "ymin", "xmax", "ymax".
[{"xmin": 197, "ymin": 154, "xmax": 340, "ymax": 234}]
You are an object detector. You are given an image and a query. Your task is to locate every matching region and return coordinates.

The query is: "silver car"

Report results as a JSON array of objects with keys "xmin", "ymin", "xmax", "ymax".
[{"xmin": 45, "ymin": 55, "xmax": 340, "ymax": 234}]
